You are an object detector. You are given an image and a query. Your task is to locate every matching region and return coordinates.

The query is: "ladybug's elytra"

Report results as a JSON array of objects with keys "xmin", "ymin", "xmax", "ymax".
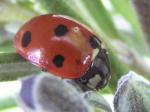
[{"xmin": 14, "ymin": 14, "xmax": 110, "ymax": 90}]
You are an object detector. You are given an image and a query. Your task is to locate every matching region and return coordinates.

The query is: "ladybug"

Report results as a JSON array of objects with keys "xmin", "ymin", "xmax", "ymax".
[{"xmin": 14, "ymin": 14, "xmax": 110, "ymax": 90}]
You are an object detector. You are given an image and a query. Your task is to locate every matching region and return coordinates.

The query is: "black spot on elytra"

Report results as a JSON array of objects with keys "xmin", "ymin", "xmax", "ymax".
[
  {"xmin": 54, "ymin": 24, "xmax": 68, "ymax": 36},
  {"xmin": 22, "ymin": 31, "xmax": 31, "ymax": 48},
  {"xmin": 89, "ymin": 36, "xmax": 101, "ymax": 49},
  {"xmin": 53, "ymin": 55, "xmax": 65, "ymax": 68}
]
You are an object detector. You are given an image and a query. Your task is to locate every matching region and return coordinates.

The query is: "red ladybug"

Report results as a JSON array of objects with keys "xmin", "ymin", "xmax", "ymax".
[{"xmin": 14, "ymin": 14, "xmax": 110, "ymax": 90}]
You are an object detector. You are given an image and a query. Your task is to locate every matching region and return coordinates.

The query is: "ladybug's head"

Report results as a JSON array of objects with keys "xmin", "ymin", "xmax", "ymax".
[
  {"xmin": 74, "ymin": 46, "xmax": 111, "ymax": 91},
  {"xmin": 14, "ymin": 14, "xmax": 110, "ymax": 91}
]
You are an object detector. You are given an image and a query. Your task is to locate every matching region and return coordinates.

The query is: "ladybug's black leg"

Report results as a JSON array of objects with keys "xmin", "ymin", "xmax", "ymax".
[
  {"xmin": 42, "ymin": 68, "xmax": 48, "ymax": 72},
  {"xmin": 74, "ymin": 37, "xmax": 111, "ymax": 91}
]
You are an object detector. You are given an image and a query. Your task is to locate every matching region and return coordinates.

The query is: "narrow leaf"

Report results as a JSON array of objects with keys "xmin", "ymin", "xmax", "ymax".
[
  {"xmin": 114, "ymin": 71, "xmax": 150, "ymax": 112},
  {"xmin": 111, "ymin": 0, "xmax": 150, "ymax": 55},
  {"xmin": 0, "ymin": 53, "xmax": 40, "ymax": 81},
  {"xmin": 0, "ymin": 96, "xmax": 17, "ymax": 110}
]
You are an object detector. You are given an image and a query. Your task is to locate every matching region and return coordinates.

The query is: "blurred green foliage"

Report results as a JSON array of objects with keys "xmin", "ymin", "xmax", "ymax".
[{"xmin": 0, "ymin": 97, "xmax": 17, "ymax": 110}]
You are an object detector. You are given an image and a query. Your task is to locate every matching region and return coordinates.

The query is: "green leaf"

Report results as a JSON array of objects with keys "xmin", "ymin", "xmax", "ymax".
[
  {"xmin": 77, "ymin": 0, "xmax": 120, "ymax": 39},
  {"xmin": 83, "ymin": 91, "xmax": 112, "ymax": 112},
  {"xmin": 0, "ymin": 40, "xmax": 15, "ymax": 53},
  {"xmin": 0, "ymin": 96, "xmax": 17, "ymax": 110},
  {"xmin": 0, "ymin": 52, "xmax": 25, "ymax": 63},
  {"xmin": 0, "ymin": 1, "xmax": 36, "ymax": 23},
  {"xmin": 107, "ymin": 49, "xmax": 129, "ymax": 91},
  {"xmin": 114, "ymin": 71, "xmax": 150, "ymax": 112},
  {"xmin": 18, "ymin": 73, "xmax": 93, "ymax": 112},
  {"xmin": 0, "ymin": 53, "xmax": 40, "ymax": 81}
]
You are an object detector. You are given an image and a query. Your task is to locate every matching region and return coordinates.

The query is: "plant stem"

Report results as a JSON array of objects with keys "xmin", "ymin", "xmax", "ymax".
[
  {"xmin": 0, "ymin": 96, "xmax": 17, "ymax": 110},
  {"xmin": 0, "ymin": 53, "xmax": 40, "ymax": 81}
]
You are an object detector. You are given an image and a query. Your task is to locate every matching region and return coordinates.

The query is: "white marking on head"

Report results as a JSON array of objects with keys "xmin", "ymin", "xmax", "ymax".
[
  {"xmin": 87, "ymin": 74, "xmax": 102, "ymax": 89},
  {"xmin": 92, "ymin": 48, "xmax": 99, "ymax": 60}
]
